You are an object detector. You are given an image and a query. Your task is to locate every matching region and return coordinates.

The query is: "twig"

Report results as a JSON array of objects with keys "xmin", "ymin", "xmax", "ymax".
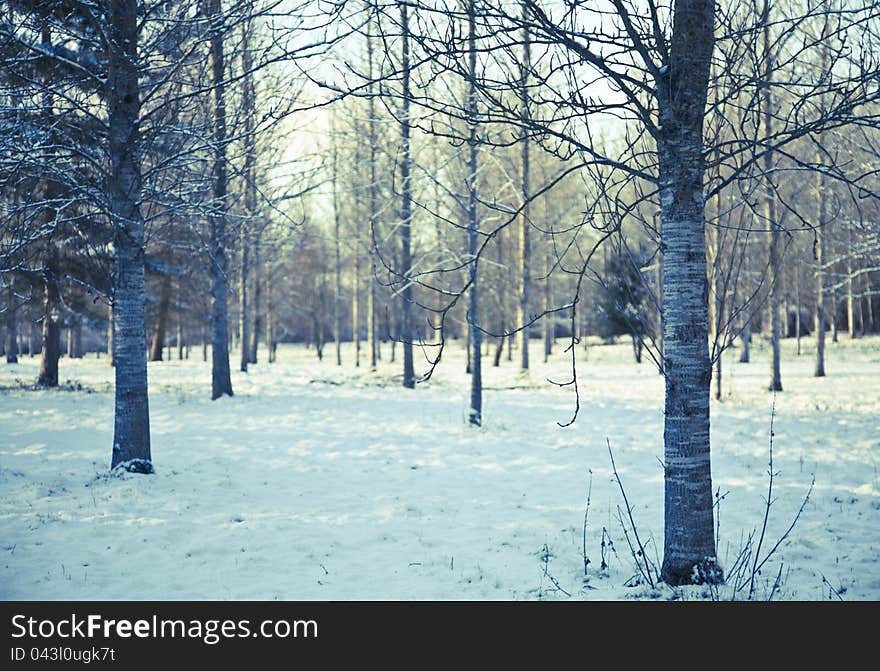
[
  {"xmin": 752, "ymin": 475, "xmax": 815, "ymax": 579},
  {"xmin": 583, "ymin": 468, "xmax": 592, "ymax": 577},
  {"xmin": 821, "ymin": 574, "xmax": 845, "ymax": 601},
  {"xmin": 600, "ymin": 527, "xmax": 609, "ymax": 571},
  {"xmin": 727, "ymin": 530, "xmax": 755, "ymax": 597},
  {"xmin": 749, "ymin": 396, "xmax": 778, "ymax": 600},
  {"xmin": 768, "ymin": 563, "xmax": 784, "ymax": 601},
  {"xmin": 742, "ymin": 398, "xmax": 815, "ymax": 599},
  {"xmin": 616, "ymin": 507, "xmax": 652, "ymax": 588},
  {"xmin": 608, "ymin": 439, "xmax": 655, "ymax": 588},
  {"xmin": 539, "ymin": 544, "xmax": 571, "ymax": 598},
  {"xmin": 714, "ymin": 487, "xmax": 730, "ymax": 558}
]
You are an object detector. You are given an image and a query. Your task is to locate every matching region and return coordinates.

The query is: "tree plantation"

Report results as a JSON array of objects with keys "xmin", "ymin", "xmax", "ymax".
[{"xmin": 1, "ymin": 0, "xmax": 878, "ymax": 601}]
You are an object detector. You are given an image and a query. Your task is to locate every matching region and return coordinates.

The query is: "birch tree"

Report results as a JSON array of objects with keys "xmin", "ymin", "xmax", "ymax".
[
  {"xmin": 367, "ymin": 27, "xmax": 379, "ymax": 371},
  {"xmin": 763, "ymin": 0, "xmax": 783, "ymax": 393},
  {"xmin": 208, "ymin": 0, "xmax": 233, "ymax": 399},
  {"xmin": 239, "ymin": 14, "xmax": 257, "ymax": 373},
  {"xmin": 466, "ymin": 0, "xmax": 482, "ymax": 426},
  {"xmin": 399, "ymin": 2, "xmax": 416, "ymax": 389},
  {"xmin": 107, "ymin": 0, "xmax": 152, "ymax": 471},
  {"xmin": 517, "ymin": 10, "xmax": 531, "ymax": 372}
]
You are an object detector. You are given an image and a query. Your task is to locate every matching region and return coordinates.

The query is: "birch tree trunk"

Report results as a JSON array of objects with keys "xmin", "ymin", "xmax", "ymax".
[
  {"xmin": 855, "ymin": 274, "xmax": 864, "ymax": 334},
  {"xmin": 739, "ymin": 317, "xmax": 751, "ymax": 363},
  {"xmin": 353, "ymin": 118, "xmax": 362, "ymax": 367},
  {"xmin": 249, "ymin": 242, "xmax": 261, "ymax": 364},
  {"xmin": 830, "ymin": 286, "xmax": 838, "ymax": 342},
  {"xmin": 37, "ymin": 245, "xmax": 60, "ymax": 387},
  {"xmin": 208, "ymin": 0, "xmax": 233, "ymax": 399},
  {"xmin": 176, "ymin": 288, "xmax": 184, "ymax": 361},
  {"xmin": 517, "ymin": 11, "xmax": 531, "ymax": 372},
  {"xmin": 150, "ymin": 274, "xmax": 171, "ymax": 361},
  {"xmin": 351, "ymin": 124, "xmax": 362, "ymax": 368},
  {"xmin": 389, "ymin": 308, "xmax": 397, "ymax": 363},
  {"xmin": 5, "ymin": 282, "xmax": 18, "ymax": 363},
  {"xmin": 465, "ymin": 322, "xmax": 471, "ymax": 374},
  {"xmin": 494, "ymin": 230, "xmax": 505, "ymax": 367},
  {"xmin": 314, "ymin": 276, "xmax": 326, "ymax": 360},
  {"xmin": 738, "ymin": 245, "xmax": 751, "ymax": 363},
  {"xmin": 656, "ymin": 248, "xmax": 664, "ymax": 373},
  {"xmin": 795, "ymin": 263, "xmax": 801, "ymax": 356},
  {"xmin": 107, "ymin": 0, "xmax": 151, "ymax": 471},
  {"xmin": 432, "ymin": 141, "xmax": 444, "ymax": 346},
  {"xmin": 493, "ymin": 333, "xmax": 504, "ymax": 367},
  {"xmin": 543, "ymin": 249, "xmax": 552, "ymax": 362},
  {"xmin": 399, "ymin": 2, "xmax": 415, "ymax": 389},
  {"xmin": 709, "ymin": 191, "xmax": 723, "ymax": 401},
  {"xmin": 466, "ymin": 0, "xmax": 481, "ymax": 426},
  {"xmin": 4, "ymin": 20, "xmax": 20, "ymax": 364},
  {"xmin": 68, "ymin": 315, "xmax": 82, "ymax": 359},
  {"xmin": 266, "ymin": 271, "xmax": 276, "ymax": 363},
  {"xmin": 107, "ymin": 302, "xmax": 114, "ymax": 366},
  {"xmin": 367, "ymin": 29, "xmax": 379, "ymax": 371},
  {"xmin": 657, "ymin": 0, "xmax": 720, "ymax": 585},
  {"xmin": 764, "ymin": 1, "xmax": 783, "ymax": 392},
  {"xmin": 35, "ymin": 20, "xmax": 60, "ymax": 386},
  {"xmin": 332, "ymin": 117, "xmax": 342, "ymax": 366},
  {"xmin": 543, "ymin": 207, "xmax": 552, "ymax": 362},
  {"xmin": 238, "ymin": 228, "xmax": 249, "ymax": 372},
  {"xmin": 846, "ymin": 224, "xmax": 856, "ymax": 338},
  {"xmin": 239, "ymin": 15, "xmax": 256, "ymax": 373},
  {"xmin": 18, "ymin": 329, "xmax": 28, "ymax": 357},
  {"xmin": 814, "ymin": 17, "xmax": 830, "ymax": 373}
]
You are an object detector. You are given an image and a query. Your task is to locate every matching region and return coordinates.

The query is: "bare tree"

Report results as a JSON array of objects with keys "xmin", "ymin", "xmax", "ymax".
[
  {"xmin": 367, "ymin": 26, "xmax": 379, "ymax": 371},
  {"xmin": 815, "ymin": 155, "xmax": 827, "ymax": 377},
  {"xmin": 517, "ymin": 7, "xmax": 531, "ymax": 373},
  {"xmin": 466, "ymin": 0, "xmax": 482, "ymax": 426},
  {"xmin": 108, "ymin": 0, "xmax": 152, "ymax": 471},
  {"xmin": 208, "ymin": 0, "xmax": 233, "ymax": 399},
  {"xmin": 332, "ymin": 114, "xmax": 343, "ymax": 366},
  {"xmin": 399, "ymin": 2, "xmax": 416, "ymax": 389},
  {"xmin": 763, "ymin": 0, "xmax": 783, "ymax": 393}
]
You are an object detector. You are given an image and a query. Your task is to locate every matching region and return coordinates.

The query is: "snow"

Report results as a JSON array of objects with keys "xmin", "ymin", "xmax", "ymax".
[{"xmin": 0, "ymin": 335, "xmax": 878, "ymax": 600}]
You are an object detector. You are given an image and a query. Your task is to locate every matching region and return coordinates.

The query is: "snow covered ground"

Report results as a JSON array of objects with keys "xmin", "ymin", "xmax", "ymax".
[{"xmin": 1, "ymin": 335, "xmax": 878, "ymax": 600}]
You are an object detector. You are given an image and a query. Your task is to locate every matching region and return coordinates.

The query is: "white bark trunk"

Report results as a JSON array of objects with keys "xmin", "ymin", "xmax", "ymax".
[
  {"xmin": 209, "ymin": 0, "xmax": 233, "ymax": 399},
  {"xmin": 466, "ymin": 0, "xmax": 481, "ymax": 426},
  {"xmin": 400, "ymin": 3, "xmax": 415, "ymax": 389},
  {"xmin": 108, "ymin": 0, "xmax": 152, "ymax": 471},
  {"xmin": 657, "ymin": 0, "xmax": 719, "ymax": 585},
  {"xmin": 517, "ymin": 9, "xmax": 531, "ymax": 372},
  {"xmin": 764, "ymin": 3, "xmax": 783, "ymax": 392}
]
